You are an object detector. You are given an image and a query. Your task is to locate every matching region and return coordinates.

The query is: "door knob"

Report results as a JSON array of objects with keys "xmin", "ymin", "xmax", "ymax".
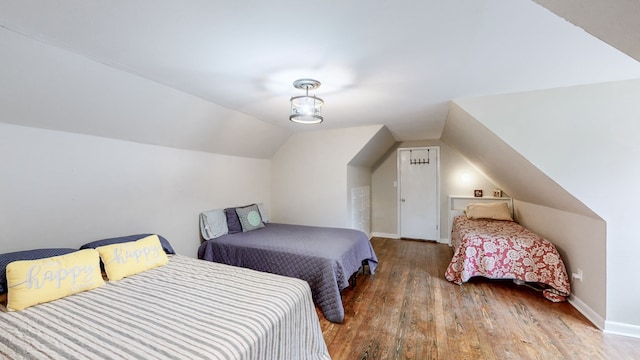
[{"xmin": 401, "ymin": 198, "xmax": 406, "ymax": 202}]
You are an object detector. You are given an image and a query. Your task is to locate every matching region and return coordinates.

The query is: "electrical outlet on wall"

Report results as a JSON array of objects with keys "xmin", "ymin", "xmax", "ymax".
[{"xmin": 572, "ymin": 268, "xmax": 583, "ymax": 282}]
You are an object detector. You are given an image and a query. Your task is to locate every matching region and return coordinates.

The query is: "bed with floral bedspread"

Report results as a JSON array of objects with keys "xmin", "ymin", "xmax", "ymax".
[{"xmin": 445, "ymin": 215, "xmax": 570, "ymax": 301}]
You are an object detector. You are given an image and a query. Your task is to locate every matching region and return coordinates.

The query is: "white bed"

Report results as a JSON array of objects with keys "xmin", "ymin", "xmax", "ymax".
[{"xmin": 0, "ymin": 254, "xmax": 330, "ymax": 360}]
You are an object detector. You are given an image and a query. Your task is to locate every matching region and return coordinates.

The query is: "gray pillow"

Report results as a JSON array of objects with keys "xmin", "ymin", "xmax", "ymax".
[
  {"xmin": 256, "ymin": 203, "xmax": 269, "ymax": 223},
  {"xmin": 235, "ymin": 204, "xmax": 265, "ymax": 232},
  {"xmin": 200, "ymin": 209, "xmax": 229, "ymax": 240}
]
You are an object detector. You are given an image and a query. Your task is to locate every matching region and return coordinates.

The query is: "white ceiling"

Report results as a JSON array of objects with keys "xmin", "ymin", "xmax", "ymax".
[{"xmin": 1, "ymin": 0, "xmax": 639, "ymax": 143}]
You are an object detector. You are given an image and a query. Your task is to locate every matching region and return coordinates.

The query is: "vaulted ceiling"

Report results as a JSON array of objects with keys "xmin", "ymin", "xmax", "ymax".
[{"xmin": 1, "ymin": 0, "xmax": 639, "ymax": 154}]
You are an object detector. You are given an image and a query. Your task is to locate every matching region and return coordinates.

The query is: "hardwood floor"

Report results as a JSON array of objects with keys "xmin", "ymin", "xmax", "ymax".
[{"xmin": 319, "ymin": 237, "xmax": 640, "ymax": 360}]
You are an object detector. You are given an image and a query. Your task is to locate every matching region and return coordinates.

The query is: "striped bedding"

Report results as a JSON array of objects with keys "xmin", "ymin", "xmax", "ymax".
[{"xmin": 0, "ymin": 255, "xmax": 330, "ymax": 360}]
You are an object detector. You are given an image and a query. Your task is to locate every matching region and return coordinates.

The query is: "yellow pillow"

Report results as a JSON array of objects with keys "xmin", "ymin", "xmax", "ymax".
[
  {"xmin": 465, "ymin": 202, "xmax": 513, "ymax": 221},
  {"xmin": 6, "ymin": 249, "xmax": 105, "ymax": 311},
  {"xmin": 96, "ymin": 235, "xmax": 169, "ymax": 281}
]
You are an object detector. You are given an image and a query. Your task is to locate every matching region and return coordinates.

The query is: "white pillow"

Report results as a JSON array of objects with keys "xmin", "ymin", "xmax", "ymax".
[
  {"xmin": 465, "ymin": 202, "xmax": 513, "ymax": 221},
  {"xmin": 256, "ymin": 203, "xmax": 269, "ymax": 223},
  {"xmin": 200, "ymin": 209, "xmax": 229, "ymax": 240}
]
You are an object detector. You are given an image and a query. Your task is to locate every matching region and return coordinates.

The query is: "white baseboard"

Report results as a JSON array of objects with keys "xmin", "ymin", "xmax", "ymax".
[
  {"xmin": 370, "ymin": 232, "xmax": 399, "ymax": 239},
  {"xmin": 568, "ymin": 294, "xmax": 605, "ymax": 330},
  {"xmin": 371, "ymin": 233, "xmax": 451, "ymax": 243},
  {"xmin": 569, "ymin": 295, "xmax": 640, "ymax": 338},
  {"xmin": 604, "ymin": 321, "xmax": 640, "ymax": 339}
]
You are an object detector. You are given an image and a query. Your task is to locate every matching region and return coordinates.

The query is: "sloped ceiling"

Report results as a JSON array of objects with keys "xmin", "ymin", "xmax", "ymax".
[
  {"xmin": 448, "ymin": 78, "xmax": 640, "ymax": 221},
  {"xmin": 349, "ymin": 126, "xmax": 396, "ymax": 168},
  {"xmin": 442, "ymin": 102, "xmax": 598, "ymax": 219},
  {"xmin": 535, "ymin": 0, "xmax": 640, "ymax": 62},
  {"xmin": 1, "ymin": 0, "xmax": 639, "ymax": 158}
]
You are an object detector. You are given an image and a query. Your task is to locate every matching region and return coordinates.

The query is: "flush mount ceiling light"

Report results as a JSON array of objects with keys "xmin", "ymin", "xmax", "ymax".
[{"xmin": 289, "ymin": 79, "xmax": 324, "ymax": 124}]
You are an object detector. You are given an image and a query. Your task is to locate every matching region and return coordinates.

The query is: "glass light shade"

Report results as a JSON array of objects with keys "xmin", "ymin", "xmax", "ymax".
[{"xmin": 289, "ymin": 95, "xmax": 324, "ymax": 124}]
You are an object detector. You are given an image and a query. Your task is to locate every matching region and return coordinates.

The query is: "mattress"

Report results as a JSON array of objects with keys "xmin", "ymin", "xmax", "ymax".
[
  {"xmin": 445, "ymin": 216, "xmax": 570, "ymax": 301},
  {"xmin": 198, "ymin": 223, "xmax": 378, "ymax": 323},
  {"xmin": 0, "ymin": 254, "xmax": 330, "ymax": 360}
]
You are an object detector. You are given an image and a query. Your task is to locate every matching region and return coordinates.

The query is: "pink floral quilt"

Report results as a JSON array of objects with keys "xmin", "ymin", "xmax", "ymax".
[{"xmin": 445, "ymin": 216, "xmax": 570, "ymax": 302}]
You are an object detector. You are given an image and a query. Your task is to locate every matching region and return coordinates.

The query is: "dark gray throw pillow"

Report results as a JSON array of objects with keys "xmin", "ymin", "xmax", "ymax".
[
  {"xmin": 235, "ymin": 204, "xmax": 265, "ymax": 232},
  {"xmin": 224, "ymin": 208, "xmax": 243, "ymax": 233}
]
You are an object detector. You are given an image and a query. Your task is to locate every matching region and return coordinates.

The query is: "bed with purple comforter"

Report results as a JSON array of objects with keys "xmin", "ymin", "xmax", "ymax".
[{"xmin": 197, "ymin": 223, "xmax": 378, "ymax": 323}]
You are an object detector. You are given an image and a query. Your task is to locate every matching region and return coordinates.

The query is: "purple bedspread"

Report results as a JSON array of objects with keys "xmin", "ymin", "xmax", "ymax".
[{"xmin": 197, "ymin": 223, "xmax": 378, "ymax": 323}]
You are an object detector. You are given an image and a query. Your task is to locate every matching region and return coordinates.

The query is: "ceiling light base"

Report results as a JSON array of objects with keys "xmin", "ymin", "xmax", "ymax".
[{"xmin": 292, "ymin": 79, "xmax": 321, "ymax": 90}]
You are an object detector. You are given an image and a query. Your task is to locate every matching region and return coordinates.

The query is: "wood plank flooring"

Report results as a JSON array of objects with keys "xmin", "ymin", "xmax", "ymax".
[{"xmin": 319, "ymin": 237, "xmax": 640, "ymax": 360}]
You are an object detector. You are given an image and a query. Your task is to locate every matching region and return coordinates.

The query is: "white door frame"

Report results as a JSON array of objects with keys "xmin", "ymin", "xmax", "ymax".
[{"xmin": 397, "ymin": 146, "xmax": 440, "ymax": 241}]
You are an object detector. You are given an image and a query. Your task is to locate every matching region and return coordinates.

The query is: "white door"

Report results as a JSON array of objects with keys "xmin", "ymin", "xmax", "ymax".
[{"xmin": 398, "ymin": 147, "xmax": 439, "ymax": 241}]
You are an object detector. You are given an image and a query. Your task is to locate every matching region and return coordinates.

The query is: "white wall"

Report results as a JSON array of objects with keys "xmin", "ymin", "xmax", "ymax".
[
  {"xmin": 452, "ymin": 79, "xmax": 640, "ymax": 336},
  {"xmin": 270, "ymin": 125, "xmax": 384, "ymax": 228},
  {"xmin": 370, "ymin": 144, "xmax": 401, "ymax": 238},
  {"xmin": 0, "ymin": 24, "xmax": 280, "ymax": 258},
  {"xmin": 514, "ymin": 200, "xmax": 606, "ymax": 328},
  {"xmin": 0, "ymin": 123, "xmax": 271, "ymax": 257}
]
